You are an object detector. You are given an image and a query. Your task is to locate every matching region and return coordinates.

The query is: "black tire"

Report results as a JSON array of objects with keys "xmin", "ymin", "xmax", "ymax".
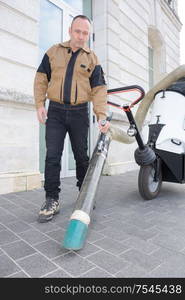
[{"xmin": 138, "ymin": 164, "xmax": 162, "ymax": 200}]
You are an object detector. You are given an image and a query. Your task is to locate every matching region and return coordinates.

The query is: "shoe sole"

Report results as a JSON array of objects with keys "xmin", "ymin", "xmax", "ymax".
[{"xmin": 37, "ymin": 208, "xmax": 60, "ymax": 223}]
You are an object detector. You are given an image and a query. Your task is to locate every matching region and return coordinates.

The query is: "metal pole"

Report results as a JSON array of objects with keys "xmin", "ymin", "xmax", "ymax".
[{"xmin": 62, "ymin": 131, "xmax": 111, "ymax": 250}]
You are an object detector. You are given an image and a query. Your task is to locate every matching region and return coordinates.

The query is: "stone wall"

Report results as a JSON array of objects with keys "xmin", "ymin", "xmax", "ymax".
[
  {"xmin": 0, "ymin": 0, "xmax": 41, "ymax": 194},
  {"xmin": 93, "ymin": 0, "xmax": 181, "ymax": 175}
]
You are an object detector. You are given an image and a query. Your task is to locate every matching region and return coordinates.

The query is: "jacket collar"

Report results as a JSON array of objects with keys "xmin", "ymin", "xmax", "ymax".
[{"xmin": 60, "ymin": 40, "xmax": 90, "ymax": 54}]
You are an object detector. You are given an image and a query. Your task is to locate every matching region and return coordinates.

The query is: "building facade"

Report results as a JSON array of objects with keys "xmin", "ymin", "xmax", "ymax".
[{"xmin": 0, "ymin": 0, "xmax": 182, "ymax": 194}]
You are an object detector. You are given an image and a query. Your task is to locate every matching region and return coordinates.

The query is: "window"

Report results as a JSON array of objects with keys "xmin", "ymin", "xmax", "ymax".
[
  {"xmin": 38, "ymin": 0, "xmax": 63, "ymax": 174},
  {"xmin": 166, "ymin": 0, "xmax": 177, "ymax": 11},
  {"xmin": 62, "ymin": 0, "xmax": 83, "ymax": 12},
  {"xmin": 39, "ymin": 0, "xmax": 63, "ymax": 58}
]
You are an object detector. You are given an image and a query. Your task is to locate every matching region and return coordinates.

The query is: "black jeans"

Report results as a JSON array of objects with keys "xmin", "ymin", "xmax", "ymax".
[{"xmin": 44, "ymin": 101, "xmax": 89, "ymax": 199}]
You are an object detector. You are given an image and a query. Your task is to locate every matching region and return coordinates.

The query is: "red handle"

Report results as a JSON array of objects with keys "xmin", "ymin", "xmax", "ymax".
[{"xmin": 107, "ymin": 85, "xmax": 145, "ymax": 111}]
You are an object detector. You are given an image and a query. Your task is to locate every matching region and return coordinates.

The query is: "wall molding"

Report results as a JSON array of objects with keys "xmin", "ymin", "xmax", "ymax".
[{"xmin": 0, "ymin": 86, "xmax": 34, "ymax": 105}]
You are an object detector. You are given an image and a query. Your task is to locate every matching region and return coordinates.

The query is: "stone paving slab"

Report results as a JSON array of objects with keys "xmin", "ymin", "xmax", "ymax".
[{"xmin": 0, "ymin": 170, "xmax": 185, "ymax": 278}]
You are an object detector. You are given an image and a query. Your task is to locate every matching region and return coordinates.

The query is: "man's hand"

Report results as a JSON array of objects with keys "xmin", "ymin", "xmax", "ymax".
[
  {"xmin": 98, "ymin": 120, "xmax": 110, "ymax": 133},
  {"xmin": 37, "ymin": 106, "xmax": 48, "ymax": 124}
]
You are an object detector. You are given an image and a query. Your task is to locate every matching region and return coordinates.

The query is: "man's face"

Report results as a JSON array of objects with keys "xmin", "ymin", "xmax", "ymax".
[{"xmin": 69, "ymin": 18, "xmax": 91, "ymax": 49}]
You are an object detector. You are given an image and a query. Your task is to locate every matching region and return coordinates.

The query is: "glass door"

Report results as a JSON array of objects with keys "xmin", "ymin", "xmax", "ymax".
[
  {"xmin": 38, "ymin": 0, "xmax": 63, "ymax": 176},
  {"xmin": 48, "ymin": 0, "xmax": 83, "ymax": 178},
  {"xmin": 39, "ymin": 0, "xmax": 93, "ymax": 178}
]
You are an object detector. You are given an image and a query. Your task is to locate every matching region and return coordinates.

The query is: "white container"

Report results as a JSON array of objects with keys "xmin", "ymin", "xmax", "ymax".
[{"xmin": 149, "ymin": 91, "xmax": 185, "ymax": 154}]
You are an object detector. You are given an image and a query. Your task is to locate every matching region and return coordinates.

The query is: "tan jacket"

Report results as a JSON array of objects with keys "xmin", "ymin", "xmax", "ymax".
[{"xmin": 34, "ymin": 41, "xmax": 107, "ymax": 120}]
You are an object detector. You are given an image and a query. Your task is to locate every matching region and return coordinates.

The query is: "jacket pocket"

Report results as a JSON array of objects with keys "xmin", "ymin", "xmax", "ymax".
[
  {"xmin": 77, "ymin": 78, "xmax": 91, "ymax": 100},
  {"xmin": 47, "ymin": 77, "xmax": 62, "ymax": 101},
  {"xmin": 79, "ymin": 65, "xmax": 91, "ymax": 77}
]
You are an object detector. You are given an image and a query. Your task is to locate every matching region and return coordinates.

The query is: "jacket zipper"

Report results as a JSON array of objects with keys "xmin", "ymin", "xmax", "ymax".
[
  {"xmin": 74, "ymin": 82, "xmax": 78, "ymax": 104},
  {"xmin": 60, "ymin": 78, "xmax": 63, "ymax": 102}
]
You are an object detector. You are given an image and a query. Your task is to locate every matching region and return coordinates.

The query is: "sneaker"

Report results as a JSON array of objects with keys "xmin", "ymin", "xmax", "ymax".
[{"xmin": 38, "ymin": 198, "xmax": 60, "ymax": 223}]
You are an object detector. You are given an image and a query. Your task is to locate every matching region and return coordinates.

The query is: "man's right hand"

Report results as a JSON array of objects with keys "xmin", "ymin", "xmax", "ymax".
[{"xmin": 37, "ymin": 106, "xmax": 48, "ymax": 124}]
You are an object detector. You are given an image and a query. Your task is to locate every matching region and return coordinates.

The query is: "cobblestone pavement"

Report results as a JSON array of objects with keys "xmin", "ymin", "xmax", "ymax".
[{"xmin": 1, "ymin": 170, "xmax": 185, "ymax": 278}]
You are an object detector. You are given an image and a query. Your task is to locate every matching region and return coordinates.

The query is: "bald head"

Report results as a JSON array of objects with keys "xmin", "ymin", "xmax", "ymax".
[{"xmin": 71, "ymin": 15, "xmax": 91, "ymax": 27}]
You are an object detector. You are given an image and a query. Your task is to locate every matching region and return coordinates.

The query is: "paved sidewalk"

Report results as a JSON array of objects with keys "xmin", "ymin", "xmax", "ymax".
[{"xmin": 1, "ymin": 169, "xmax": 185, "ymax": 278}]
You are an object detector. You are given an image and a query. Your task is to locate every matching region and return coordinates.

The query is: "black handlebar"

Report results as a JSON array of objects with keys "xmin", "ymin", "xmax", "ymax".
[{"xmin": 107, "ymin": 85, "xmax": 145, "ymax": 109}]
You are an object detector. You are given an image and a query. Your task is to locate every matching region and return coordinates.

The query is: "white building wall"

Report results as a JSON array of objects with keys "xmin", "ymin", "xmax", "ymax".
[
  {"xmin": 0, "ymin": 0, "xmax": 39, "ymax": 94},
  {"xmin": 0, "ymin": 0, "xmax": 41, "ymax": 194},
  {"xmin": 93, "ymin": 0, "xmax": 181, "ymax": 175},
  {"xmin": 161, "ymin": 5, "xmax": 181, "ymax": 71}
]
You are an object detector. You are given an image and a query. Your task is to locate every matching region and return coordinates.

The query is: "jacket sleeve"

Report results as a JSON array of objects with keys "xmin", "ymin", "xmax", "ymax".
[
  {"xmin": 33, "ymin": 53, "xmax": 51, "ymax": 109},
  {"xmin": 89, "ymin": 56, "xmax": 107, "ymax": 121}
]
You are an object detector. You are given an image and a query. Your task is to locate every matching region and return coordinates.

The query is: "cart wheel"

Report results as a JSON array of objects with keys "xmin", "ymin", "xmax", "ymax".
[{"xmin": 138, "ymin": 164, "xmax": 162, "ymax": 200}]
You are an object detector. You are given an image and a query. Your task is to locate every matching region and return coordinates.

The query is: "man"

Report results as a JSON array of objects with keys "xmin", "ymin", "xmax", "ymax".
[{"xmin": 34, "ymin": 15, "xmax": 110, "ymax": 223}]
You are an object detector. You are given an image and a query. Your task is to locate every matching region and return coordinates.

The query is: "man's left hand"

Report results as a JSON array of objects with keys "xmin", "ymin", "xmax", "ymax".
[{"xmin": 98, "ymin": 120, "xmax": 110, "ymax": 133}]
